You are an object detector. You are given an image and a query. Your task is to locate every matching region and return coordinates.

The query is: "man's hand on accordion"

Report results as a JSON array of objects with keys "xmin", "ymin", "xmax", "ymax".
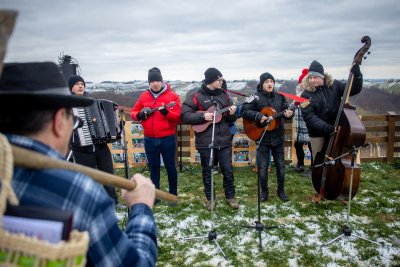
[{"xmin": 137, "ymin": 107, "xmax": 152, "ymax": 121}]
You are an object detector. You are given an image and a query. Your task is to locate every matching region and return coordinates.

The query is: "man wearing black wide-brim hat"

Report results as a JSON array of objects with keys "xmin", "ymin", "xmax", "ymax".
[{"xmin": 0, "ymin": 62, "xmax": 158, "ymax": 266}]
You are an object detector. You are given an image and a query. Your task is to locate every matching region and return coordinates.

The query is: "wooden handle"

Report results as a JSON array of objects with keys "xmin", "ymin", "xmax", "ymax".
[{"xmin": 11, "ymin": 145, "xmax": 177, "ymax": 203}]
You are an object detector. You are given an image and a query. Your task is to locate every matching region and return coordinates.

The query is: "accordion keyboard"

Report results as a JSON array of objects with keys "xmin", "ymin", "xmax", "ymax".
[{"xmin": 73, "ymin": 107, "xmax": 94, "ymax": 146}]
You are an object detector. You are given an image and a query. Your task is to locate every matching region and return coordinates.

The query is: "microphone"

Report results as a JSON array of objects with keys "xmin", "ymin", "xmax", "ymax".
[{"xmin": 325, "ymin": 160, "xmax": 336, "ymax": 165}]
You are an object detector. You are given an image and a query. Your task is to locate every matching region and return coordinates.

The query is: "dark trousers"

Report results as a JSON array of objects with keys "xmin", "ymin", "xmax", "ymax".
[
  {"xmin": 214, "ymin": 135, "xmax": 234, "ymax": 168},
  {"xmin": 144, "ymin": 134, "xmax": 178, "ymax": 196},
  {"xmin": 198, "ymin": 146, "xmax": 235, "ymax": 200},
  {"xmin": 72, "ymin": 143, "xmax": 119, "ymax": 204},
  {"xmin": 294, "ymin": 141, "xmax": 313, "ymax": 166},
  {"xmin": 257, "ymin": 143, "xmax": 286, "ymax": 193}
]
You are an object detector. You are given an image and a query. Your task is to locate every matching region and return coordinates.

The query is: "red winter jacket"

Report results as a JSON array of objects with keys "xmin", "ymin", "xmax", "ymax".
[{"xmin": 130, "ymin": 83, "xmax": 181, "ymax": 138}]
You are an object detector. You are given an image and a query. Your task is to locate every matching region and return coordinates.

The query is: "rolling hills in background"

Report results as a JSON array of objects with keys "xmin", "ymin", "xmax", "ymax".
[{"xmin": 87, "ymin": 79, "xmax": 400, "ymax": 115}]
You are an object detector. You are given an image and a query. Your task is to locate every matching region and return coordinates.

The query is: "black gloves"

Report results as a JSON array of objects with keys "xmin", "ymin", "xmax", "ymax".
[
  {"xmin": 137, "ymin": 107, "xmax": 152, "ymax": 121},
  {"xmin": 351, "ymin": 64, "xmax": 362, "ymax": 78},
  {"xmin": 159, "ymin": 107, "xmax": 168, "ymax": 116},
  {"xmin": 138, "ymin": 106, "xmax": 168, "ymax": 120}
]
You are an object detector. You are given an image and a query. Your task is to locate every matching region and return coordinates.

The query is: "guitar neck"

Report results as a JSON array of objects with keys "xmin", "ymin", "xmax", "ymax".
[
  {"xmin": 216, "ymin": 102, "xmax": 242, "ymax": 114},
  {"xmin": 272, "ymin": 104, "xmax": 295, "ymax": 119}
]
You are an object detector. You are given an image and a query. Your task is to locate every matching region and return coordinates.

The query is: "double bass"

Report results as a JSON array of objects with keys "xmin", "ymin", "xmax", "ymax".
[{"xmin": 312, "ymin": 36, "xmax": 371, "ymax": 201}]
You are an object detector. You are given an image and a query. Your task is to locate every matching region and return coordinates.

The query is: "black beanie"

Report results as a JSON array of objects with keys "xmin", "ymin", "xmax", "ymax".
[
  {"xmin": 259, "ymin": 72, "xmax": 275, "ymax": 88},
  {"xmin": 148, "ymin": 67, "xmax": 163, "ymax": 83},
  {"xmin": 308, "ymin": 60, "xmax": 324, "ymax": 79},
  {"xmin": 68, "ymin": 75, "xmax": 85, "ymax": 91},
  {"xmin": 204, "ymin": 67, "xmax": 223, "ymax": 85}
]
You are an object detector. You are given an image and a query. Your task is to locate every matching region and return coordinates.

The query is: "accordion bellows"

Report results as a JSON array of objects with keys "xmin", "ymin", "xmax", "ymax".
[{"xmin": 73, "ymin": 99, "xmax": 119, "ymax": 146}]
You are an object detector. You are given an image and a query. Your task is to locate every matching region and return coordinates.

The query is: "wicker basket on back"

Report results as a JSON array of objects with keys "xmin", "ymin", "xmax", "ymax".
[{"xmin": 0, "ymin": 133, "xmax": 89, "ymax": 267}]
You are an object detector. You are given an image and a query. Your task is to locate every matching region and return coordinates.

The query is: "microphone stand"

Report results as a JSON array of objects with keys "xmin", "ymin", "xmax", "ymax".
[
  {"xmin": 322, "ymin": 144, "xmax": 380, "ymax": 246},
  {"xmin": 120, "ymin": 120, "xmax": 130, "ymax": 179},
  {"xmin": 180, "ymin": 107, "xmax": 228, "ymax": 259},
  {"xmin": 66, "ymin": 150, "xmax": 74, "ymax": 162},
  {"xmin": 242, "ymin": 122, "xmax": 277, "ymax": 249}
]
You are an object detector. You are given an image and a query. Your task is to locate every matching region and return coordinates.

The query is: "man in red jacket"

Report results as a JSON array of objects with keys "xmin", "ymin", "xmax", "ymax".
[{"xmin": 131, "ymin": 67, "xmax": 181, "ymax": 204}]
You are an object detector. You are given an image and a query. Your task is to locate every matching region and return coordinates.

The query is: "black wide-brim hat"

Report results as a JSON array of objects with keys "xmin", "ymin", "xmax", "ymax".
[{"xmin": 0, "ymin": 62, "xmax": 94, "ymax": 110}]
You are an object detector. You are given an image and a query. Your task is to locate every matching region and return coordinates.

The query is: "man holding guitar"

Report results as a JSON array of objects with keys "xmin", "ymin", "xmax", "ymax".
[
  {"xmin": 241, "ymin": 72, "xmax": 293, "ymax": 202},
  {"xmin": 181, "ymin": 67, "xmax": 239, "ymax": 210},
  {"xmin": 131, "ymin": 67, "xmax": 181, "ymax": 204}
]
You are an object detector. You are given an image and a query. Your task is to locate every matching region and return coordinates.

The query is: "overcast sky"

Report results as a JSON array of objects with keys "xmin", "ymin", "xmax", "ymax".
[{"xmin": 1, "ymin": 0, "xmax": 399, "ymax": 82}]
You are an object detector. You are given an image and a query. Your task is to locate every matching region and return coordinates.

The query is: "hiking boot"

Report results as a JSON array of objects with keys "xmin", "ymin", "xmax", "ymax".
[
  {"xmin": 260, "ymin": 191, "xmax": 268, "ymax": 202},
  {"xmin": 227, "ymin": 198, "xmax": 239, "ymax": 209},
  {"xmin": 206, "ymin": 200, "xmax": 215, "ymax": 211},
  {"xmin": 277, "ymin": 191, "xmax": 289, "ymax": 202},
  {"xmin": 311, "ymin": 193, "xmax": 321, "ymax": 203}
]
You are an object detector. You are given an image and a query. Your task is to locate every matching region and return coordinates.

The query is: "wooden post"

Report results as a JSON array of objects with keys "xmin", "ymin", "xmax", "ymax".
[{"xmin": 386, "ymin": 111, "xmax": 396, "ymax": 163}]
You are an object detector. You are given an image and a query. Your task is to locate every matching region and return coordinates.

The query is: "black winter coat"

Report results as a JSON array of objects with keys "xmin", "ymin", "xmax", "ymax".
[
  {"xmin": 301, "ymin": 73, "xmax": 363, "ymax": 137},
  {"xmin": 181, "ymin": 83, "xmax": 237, "ymax": 149},
  {"xmin": 241, "ymin": 90, "xmax": 291, "ymax": 146}
]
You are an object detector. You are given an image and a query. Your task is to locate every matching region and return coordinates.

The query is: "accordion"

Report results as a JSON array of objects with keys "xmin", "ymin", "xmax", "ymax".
[{"xmin": 73, "ymin": 99, "xmax": 120, "ymax": 146}]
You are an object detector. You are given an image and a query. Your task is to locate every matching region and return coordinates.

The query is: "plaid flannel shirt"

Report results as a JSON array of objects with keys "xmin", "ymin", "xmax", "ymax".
[
  {"xmin": 294, "ymin": 106, "xmax": 310, "ymax": 143},
  {"xmin": 7, "ymin": 134, "xmax": 157, "ymax": 267}
]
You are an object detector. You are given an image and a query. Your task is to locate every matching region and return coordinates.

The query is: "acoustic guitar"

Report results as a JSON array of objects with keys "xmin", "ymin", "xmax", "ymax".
[
  {"xmin": 243, "ymin": 103, "xmax": 297, "ymax": 141},
  {"xmin": 192, "ymin": 95, "xmax": 258, "ymax": 133}
]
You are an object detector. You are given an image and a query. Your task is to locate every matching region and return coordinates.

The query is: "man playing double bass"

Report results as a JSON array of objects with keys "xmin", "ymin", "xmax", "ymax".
[{"xmin": 301, "ymin": 60, "xmax": 363, "ymax": 203}]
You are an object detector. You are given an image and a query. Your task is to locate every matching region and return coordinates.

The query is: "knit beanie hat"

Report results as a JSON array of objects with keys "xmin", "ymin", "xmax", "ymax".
[
  {"xmin": 148, "ymin": 67, "xmax": 163, "ymax": 83},
  {"xmin": 308, "ymin": 60, "xmax": 324, "ymax": 79},
  {"xmin": 204, "ymin": 67, "xmax": 223, "ymax": 85},
  {"xmin": 260, "ymin": 72, "xmax": 275, "ymax": 85},
  {"xmin": 298, "ymin": 68, "xmax": 308, "ymax": 84},
  {"xmin": 68, "ymin": 75, "xmax": 85, "ymax": 91}
]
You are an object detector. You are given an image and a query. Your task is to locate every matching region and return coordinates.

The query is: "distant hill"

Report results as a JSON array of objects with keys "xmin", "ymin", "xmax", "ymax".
[{"xmin": 88, "ymin": 79, "xmax": 400, "ymax": 115}]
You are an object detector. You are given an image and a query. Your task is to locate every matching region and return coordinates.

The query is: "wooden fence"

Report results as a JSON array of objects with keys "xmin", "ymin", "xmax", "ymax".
[
  {"xmin": 360, "ymin": 111, "xmax": 400, "ymax": 163},
  {"xmin": 111, "ymin": 112, "xmax": 399, "ymax": 168}
]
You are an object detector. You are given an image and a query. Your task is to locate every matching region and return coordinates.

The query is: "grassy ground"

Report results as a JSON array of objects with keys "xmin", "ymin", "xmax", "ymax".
[{"xmin": 116, "ymin": 162, "xmax": 400, "ymax": 267}]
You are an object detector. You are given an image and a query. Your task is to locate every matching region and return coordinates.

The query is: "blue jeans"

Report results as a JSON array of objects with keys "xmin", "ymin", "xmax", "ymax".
[
  {"xmin": 198, "ymin": 146, "xmax": 235, "ymax": 200},
  {"xmin": 144, "ymin": 134, "xmax": 178, "ymax": 196},
  {"xmin": 257, "ymin": 143, "xmax": 286, "ymax": 193}
]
